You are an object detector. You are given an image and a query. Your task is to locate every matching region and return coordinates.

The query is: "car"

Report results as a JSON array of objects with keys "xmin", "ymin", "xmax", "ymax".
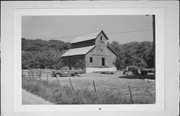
[{"xmin": 51, "ymin": 70, "xmax": 83, "ymax": 77}]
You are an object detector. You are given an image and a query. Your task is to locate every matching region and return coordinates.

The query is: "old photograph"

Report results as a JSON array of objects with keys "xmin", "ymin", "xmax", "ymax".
[{"xmin": 21, "ymin": 15, "xmax": 155, "ymax": 105}]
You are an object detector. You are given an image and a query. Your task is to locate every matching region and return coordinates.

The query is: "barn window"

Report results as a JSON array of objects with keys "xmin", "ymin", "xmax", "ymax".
[
  {"xmin": 102, "ymin": 58, "xmax": 105, "ymax": 66},
  {"xmin": 90, "ymin": 57, "xmax": 93, "ymax": 63},
  {"xmin": 100, "ymin": 36, "xmax": 102, "ymax": 41},
  {"xmin": 100, "ymin": 36, "xmax": 104, "ymax": 43}
]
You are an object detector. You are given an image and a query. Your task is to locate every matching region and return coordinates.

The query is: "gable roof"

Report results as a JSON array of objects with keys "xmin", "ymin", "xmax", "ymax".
[
  {"xmin": 71, "ymin": 30, "xmax": 108, "ymax": 44},
  {"xmin": 61, "ymin": 45, "xmax": 95, "ymax": 57},
  {"xmin": 107, "ymin": 46, "xmax": 118, "ymax": 56}
]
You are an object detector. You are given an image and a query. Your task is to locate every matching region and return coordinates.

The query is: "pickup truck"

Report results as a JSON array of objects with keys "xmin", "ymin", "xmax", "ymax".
[
  {"xmin": 123, "ymin": 66, "xmax": 154, "ymax": 75},
  {"xmin": 51, "ymin": 70, "xmax": 84, "ymax": 77}
]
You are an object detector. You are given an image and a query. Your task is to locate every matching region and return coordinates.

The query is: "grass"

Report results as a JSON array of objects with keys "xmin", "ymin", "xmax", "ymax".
[{"xmin": 22, "ymin": 71, "xmax": 155, "ymax": 104}]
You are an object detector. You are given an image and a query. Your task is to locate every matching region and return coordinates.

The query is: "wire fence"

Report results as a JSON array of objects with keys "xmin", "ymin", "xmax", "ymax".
[{"xmin": 22, "ymin": 69, "xmax": 155, "ymax": 104}]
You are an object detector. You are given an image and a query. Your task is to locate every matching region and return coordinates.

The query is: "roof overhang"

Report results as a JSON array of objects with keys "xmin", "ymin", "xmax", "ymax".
[{"xmin": 61, "ymin": 45, "xmax": 95, "ymax": 57}]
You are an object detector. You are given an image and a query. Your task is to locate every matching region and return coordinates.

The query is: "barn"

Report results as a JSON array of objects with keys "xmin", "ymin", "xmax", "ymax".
[{"xmin": 61, "ymin": 30, "xmax": 117, "ymax": 73}]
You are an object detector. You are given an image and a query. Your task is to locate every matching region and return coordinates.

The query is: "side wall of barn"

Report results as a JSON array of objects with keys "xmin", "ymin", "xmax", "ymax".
[{"xmin": 85, "ymin": 47, "xmax": 116, "ymax": 68}]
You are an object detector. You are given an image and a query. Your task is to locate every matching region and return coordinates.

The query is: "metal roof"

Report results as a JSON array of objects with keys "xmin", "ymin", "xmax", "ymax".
[
  {"xmin": 71, "ymin": 31, "xmax": 101, "ymax": 43},
  {"xmin": 61, "ymin": 45, "xmax": 95, "ymax": 57}
]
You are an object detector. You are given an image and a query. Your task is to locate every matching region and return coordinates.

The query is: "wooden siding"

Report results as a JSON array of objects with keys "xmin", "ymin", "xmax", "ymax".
[
  {"xmin": 85, "ymin": 33, "xmax": 116, "ymax": 68},
  {"xmin": 71, "ymin": 39, "xmax": 95, "ymax": 49}
]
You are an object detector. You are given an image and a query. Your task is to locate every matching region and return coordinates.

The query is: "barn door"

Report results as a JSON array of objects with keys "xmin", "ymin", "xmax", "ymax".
[{"xmin": 102, "ymin": 58, "xmax": 105, "ymax": 66}]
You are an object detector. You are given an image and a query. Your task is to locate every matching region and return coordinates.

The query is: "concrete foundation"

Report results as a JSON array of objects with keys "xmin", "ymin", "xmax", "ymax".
[{"xmin": 86, "ymin": 67, "xmax": 117, "ymax": 73}]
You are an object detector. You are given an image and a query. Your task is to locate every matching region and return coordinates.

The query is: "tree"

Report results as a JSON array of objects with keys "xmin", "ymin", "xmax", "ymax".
[
  {"xmin": 22, "ymin": 50, "xmax": 65, "ymax": 69},
  {"xmin": 108, "ymin": 41, "xmax": 154, "ymax": 70},
  {"xmin": 22, "ymin": 38, "xmax": 71, "ymax": 52},
  {"xmin": 22, "ymin": 38, "xmax": 71, "ymax": 69}
]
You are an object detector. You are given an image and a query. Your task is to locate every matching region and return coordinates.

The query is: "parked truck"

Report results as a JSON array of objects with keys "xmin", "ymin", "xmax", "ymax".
[{"xmin": 123, "ymin": 66, "xmax": 154, "ymax": 76}]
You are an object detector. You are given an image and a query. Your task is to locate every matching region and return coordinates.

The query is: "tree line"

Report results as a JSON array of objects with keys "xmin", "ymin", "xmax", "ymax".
[
  {"xmin": 22, "ymin": 38, "xmax": 70, "ymax": 69},
  {"xmin": 108, "ymin": 41, "xmax": 154, "ymax": 70},
  {"xmin": 22, "ymin": 38, "xmax": 154, "ymax": 70}
]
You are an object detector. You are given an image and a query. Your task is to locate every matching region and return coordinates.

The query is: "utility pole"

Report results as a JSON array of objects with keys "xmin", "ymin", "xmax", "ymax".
[
  {"xmin": 152, "ymin": 15, "xmax": 155, "ymax": 69},
  {"xmin": 145, "ymin": 15, "xmax": 155, "ymax": 69}
]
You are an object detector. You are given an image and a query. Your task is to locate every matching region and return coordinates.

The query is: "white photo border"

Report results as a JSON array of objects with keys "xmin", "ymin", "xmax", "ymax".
[{"xmin": 1, "ymin": 1, "xmax": 179, "ymax": 116}]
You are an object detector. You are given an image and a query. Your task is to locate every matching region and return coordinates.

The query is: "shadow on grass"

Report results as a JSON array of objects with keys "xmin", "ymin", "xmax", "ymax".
[{"xmin": 119, "ymin": 75, "xmax": 155, "ymax": 80}]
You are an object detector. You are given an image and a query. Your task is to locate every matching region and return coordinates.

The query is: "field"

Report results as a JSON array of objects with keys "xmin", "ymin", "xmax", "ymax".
[{"xmin": 22, "ymin": 70, "xmax": 155, "ymax": 104}]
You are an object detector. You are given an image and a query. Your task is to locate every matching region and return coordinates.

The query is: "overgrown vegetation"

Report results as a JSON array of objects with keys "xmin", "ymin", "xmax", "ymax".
[
  {"xmin": 22, "ymin": 38, "xmax": 154, "ymax": 70},
  {"xmin": 22, "ymin": 38, "xmax": 71, "ymax": 52},
  {"xmin": 108, "ymin": 41, "xmax": 154, "ymax": 70},
  {"xmin": 22, "ymin": 74, "xmax": 155, "ymax": 104},
  {"xmin": 22, "ymin": 38, "xmax": 71, "ymax": 69}
]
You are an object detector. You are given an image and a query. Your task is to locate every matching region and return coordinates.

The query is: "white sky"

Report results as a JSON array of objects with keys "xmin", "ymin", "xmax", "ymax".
[{"xmin": 22, "ymin": 15, "xmax": 154, "ymax": 44}]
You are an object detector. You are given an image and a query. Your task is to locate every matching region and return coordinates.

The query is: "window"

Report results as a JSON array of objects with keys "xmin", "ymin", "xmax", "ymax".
[
  {"xmin": 100, "ymin": 36, "xmax": 104, "ymax": 43},
  {"xmin": 90, "ymin": 57, "xmax": 93, "ymax": 63},
  {"xmin": 102, "ymin": 58, "xmax": 105, "ymax": 66},
  {"xmin": 100, "ymin": 36, "xmax": 102, "ymax": 41}
]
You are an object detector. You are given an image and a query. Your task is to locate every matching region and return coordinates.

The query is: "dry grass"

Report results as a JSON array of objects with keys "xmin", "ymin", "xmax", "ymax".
[{"xmin": 22, "ymin": 71, "xmax": 155, "ymax": 104}]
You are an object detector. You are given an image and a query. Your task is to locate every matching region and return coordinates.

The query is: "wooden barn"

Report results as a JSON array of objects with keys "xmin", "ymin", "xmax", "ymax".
[{"xmin": 61, "ymin": 30, "xmax": 117, "ymax": 73}]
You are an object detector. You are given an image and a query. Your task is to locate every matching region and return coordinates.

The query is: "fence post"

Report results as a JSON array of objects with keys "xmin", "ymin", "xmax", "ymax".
[
  {"xmin": 55, "ymin": 76, "xmax": 60, "ymax": 87},
  {"xmin": 128, "ymin": 85, "xmax": 133, "ymax": 104},
  {"xmin": 93, "ymin": 80, "xmax": 98, "ymax": 101},
  {"xmin": 46, "ymin": 72, "xmax": 49, "ymax": 84},
  {"xmin": 32, "ymin": 70, "xmax": 35, "ymax": 81},
  {"xmin": 31, "ymin": 70, "xmax": 34, "ymax": 81},
  {"xmin": 69, "ymin": 78, "xmax": 74, "ymax": 90},
  {"xmin": 28, "ymin": 70, "xmax": 34, "ymax": 79},
  {"xmin": 27, "ymin": 70, "xmax": 30, "ymax": 78},
  {"xmin": 38, "ymin": 69, "xmax": 42, "ymax": 96}
]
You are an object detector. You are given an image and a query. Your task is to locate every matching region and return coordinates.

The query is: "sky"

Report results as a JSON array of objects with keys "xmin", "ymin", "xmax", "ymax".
[{"xmin": 22, "ymin": 15, "xmax": 154, "ymax": 44}]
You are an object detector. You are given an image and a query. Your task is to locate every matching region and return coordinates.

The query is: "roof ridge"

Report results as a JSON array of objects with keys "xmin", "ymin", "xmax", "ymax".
[
  {"xmin": 70, "ymin": 45, "xmax": 95, "ymax": 49},
  {"xmin": 71, "ymin": 30, "xmax": 103, "ymax": 43},
  {"xmin": 80, "ymin": 30, "xmax": 102, "ymax": 36}
]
